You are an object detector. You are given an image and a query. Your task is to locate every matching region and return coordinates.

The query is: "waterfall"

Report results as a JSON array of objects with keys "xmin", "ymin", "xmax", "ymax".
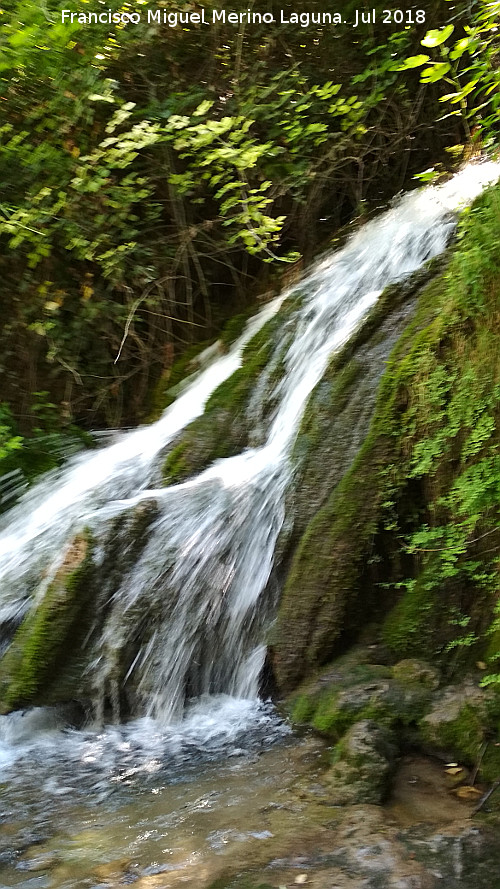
[{"xmin": 0, "ymin": 162, "xmax": 498, "ymax": 731}]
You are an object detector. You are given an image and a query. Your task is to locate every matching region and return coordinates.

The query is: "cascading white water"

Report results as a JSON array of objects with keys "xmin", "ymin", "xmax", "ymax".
[{"xmin": 0, "ymin": 162, "xmax": 499, "ymax": 738}]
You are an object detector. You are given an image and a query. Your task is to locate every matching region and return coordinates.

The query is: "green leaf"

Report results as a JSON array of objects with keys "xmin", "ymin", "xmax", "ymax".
[
  {"xmin": 421, "ymin": 62, "xmax": 451, "ymax": 83},
  {"xmin": 421, "ymin": 25, "xmax": 455, "ymax": 48},
  {"xmin": 193, "ymin": 100, "xmax": 214, "ymax": 117},
  {"xmin": 397, "ymin": 54, "xmax": 430, "ymax": 70},
  {"xmin": 449, "ymin": 37, "xmax": 474, "ymax": 60},
  {"xmin": 8, "ymin": 26, "xmax": 37, "ymax": 48},
  {"xmin": 88, "ymin": 94, "xmax": 116, "ymax": 104}
]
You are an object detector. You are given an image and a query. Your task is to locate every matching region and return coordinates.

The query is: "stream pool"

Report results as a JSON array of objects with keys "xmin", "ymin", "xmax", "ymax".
[
  {"xmin": 0, "ymin": 698, "xmax": 332, "ymax": 888},
  {"xmin": 0, "ymin": 696, "xmax": 484, "ymax": 889}
]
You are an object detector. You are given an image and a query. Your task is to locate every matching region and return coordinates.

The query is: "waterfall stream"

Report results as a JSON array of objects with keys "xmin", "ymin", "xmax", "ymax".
[
  {"xmin": 0, "ymin": 162, "xmax": 499, "ymax": 757},
  {"xmin": 0, "ymin": 162, "xmax": 499, "ymax": 889}
]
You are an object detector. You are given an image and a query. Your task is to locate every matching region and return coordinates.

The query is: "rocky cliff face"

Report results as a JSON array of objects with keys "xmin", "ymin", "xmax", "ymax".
[
  {"xmin": 269, "ymin": 181, "xmax": 500, "ymax": 796},
  {"xmin": 272, "ymin": 183, "xmax": 500, "ymax": 698}
]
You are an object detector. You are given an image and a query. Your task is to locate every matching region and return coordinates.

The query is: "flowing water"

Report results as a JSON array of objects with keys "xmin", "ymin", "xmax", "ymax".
[{"xmin": 0, "ymin": 162, "xmax": 499, "ymax": 888}]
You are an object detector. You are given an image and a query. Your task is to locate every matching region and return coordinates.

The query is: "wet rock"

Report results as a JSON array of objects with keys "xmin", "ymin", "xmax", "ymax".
[
  {"xmin": 93, "ymin": 858, "xmax": 133, "ymax": 882},
  {"xmin": 287, "ymin": 648, "xmax": 438, "ymax": 744},
  {"xmin": 272, "ymin": 259, "xmax": 448, "ymax": 694},
  {"xmin": 0, "ymin": 532, "xmax": 95, "ymax": 713},
  {"xmin": 421, "ymin": 681, "xmax": 486, "ymax": 739},
  {"xmin": 400, "ymin": 822, "xmax": 500, "ymax": 889},
  {"xmin": 335, "ymin": 678, "xmax": 391, "ymax": 713},
  {"xmin": 326, "ymin": 719, "xmax": 398, "ymax": 805},
  {"xmin": 161, "ymin": 311, "xmax": 294, "ymax": 486}
]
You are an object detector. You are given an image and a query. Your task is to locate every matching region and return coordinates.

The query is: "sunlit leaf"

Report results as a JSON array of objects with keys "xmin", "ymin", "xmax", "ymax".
[
  {"xmin": 397, "ymin": 54, "xmax": 430, "ymax": 70},
  {"xmin": 421, "ymin": 25, "xmax": 455, "ymax": 48}
]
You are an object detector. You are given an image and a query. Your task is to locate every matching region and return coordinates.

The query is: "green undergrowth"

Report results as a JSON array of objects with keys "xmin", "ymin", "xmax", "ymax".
[
  {"xmin": 273, "ymin": 181, "xmax": 500, "ymax": 693},
  {"xmin": 0, "ymin": 399, "xmax": 92, "ymax": 514}
]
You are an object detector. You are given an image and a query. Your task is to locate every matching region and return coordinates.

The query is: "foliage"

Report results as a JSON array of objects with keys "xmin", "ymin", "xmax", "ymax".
[
  {"xmin": 397, "ymin": 1, "xmax": 500, "ymax": 145},
  {"xmin": 0, "ymin": 0, "xmax": 456, "ymax": 441},
  {"xmin": 390, "ymin": 187, "xmax": 500, "ymax": 678},
  {"xmin": 0, "ymin": 397, "xmax": 88, "ymax": 511},
  {"xmin": 0, "ymin": 404, "xmax": 23, "ymax": 463}
]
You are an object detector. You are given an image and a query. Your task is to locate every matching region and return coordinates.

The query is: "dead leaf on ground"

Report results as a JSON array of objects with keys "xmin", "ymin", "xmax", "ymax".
[{"xmin": 453, "ymin": 786, "xmax": 482, "ymax": 800}]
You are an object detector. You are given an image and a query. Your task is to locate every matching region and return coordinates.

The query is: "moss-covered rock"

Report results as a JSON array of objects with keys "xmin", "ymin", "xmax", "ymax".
[
  {"xmin": 271, "ymin": 260, "xmax": 449, "ymax": 694},
  {"xmin": 289, "ymin": 655, "xmax": 394, "ymax": 740},
  {"xmin": 287, "ymin": 649, "xmax": 440, "ymax": 748},
  {"xmin": 288, "ymin": 650, "xmax": 500, "ymax": 788},
  {"xmin": 147, "ymin": 307, "xmax": 268, "ymax": 424},
  {"xmin": 0, "ymin": 533, "xmax": 95, "ymax": 713},
  {"xmin": 391, "ymin": 658, "xmax": 439, "ymax": 690},
  {"xmin": 420, "ymin": 681, "xmax": 500, "ymax": 783},
  {"xmin": 147, "ymin": 339, "xmax": 219, "ymax": 422},
  {"xmin": 0, "ymin": 499, "xmax": 159, "ymax": 717},
  {"xmin": 382, "ymin": 579, "xmax": 438, "ymax": 659},
  {"xmin": 287, "ymin": 260, "xmax": 443, "ymax": 543},
  {"xmin": 162, "ymin": 309, "xmax": 296, "ymax": 485},
  {"xmin": 273, "ymin": 183, "xmax": 500, "ymax": 696},
  {"xmin": 326, "ymin": 719, "xmax": 397, "ymax": 805}
]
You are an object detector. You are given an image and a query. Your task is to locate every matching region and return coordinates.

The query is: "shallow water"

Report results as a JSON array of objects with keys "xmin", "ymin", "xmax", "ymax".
[
  {"xmin": 0, "ymin": 706, "xmax": 480, "ymax": 889},
  {"xmin": 0, "ymin": 700, "xmax": 330, "ymax": 888}
]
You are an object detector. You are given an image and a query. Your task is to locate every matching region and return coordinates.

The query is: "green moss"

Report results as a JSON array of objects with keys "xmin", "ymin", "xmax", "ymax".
[
  {"xmin": 421, "ymin": 702, "xmax": 484, "ymax": 763},
  {"xmin": 273, "ymin": 183, "xmax": 500, "ymax": 694},
  {"xmin": 382, "ymin": 579, "xmax": 437, "ymax": 657},
  {"xmin": 481, "ymin": 742, "xmax": 500, "ymax": 784},
  {"xmin": 391, "ymin": 658, "xmax": 439, "ymax": 688},
  {"xmin": 290, "ymin": 693, "xmax": 315, "ymax": 723},
  {"xmin": 219, "ymin": 307, "xmax": 258, "ymax": 349},
  {"xmin": 161, "ymin": 314, "xmax": 286, "ymax": 485},
  {"xmin": 295, "ymin": 358, "xmax": 362, "ymax": 459},
  {"xmin": 295, "ymin": 690, "xmax": 395, "ymax": 740},
  {"xmin": 419, "ymin": 684, "xmax": 500, "ymax": 782},
  {"xmin": 0, "ymin": 532, "xmax": 95, "ymax": 712},
  {"xmin": 162, "ymin": 441, "xmax": 190, "ymax": 485},
  {"xmin": 205, "ymin": 321, "xmax": 274, "ymax": 415},
  {"xmin": 289, "ymin": 684, "xmax": 350, "ymax": 740},
  {"xmin": 291, "ymin": 259, "xmax": 445, "ymax": 469},
  {"xmin": 272, "ymin": 423, "xmax": 395, "ymax": 691},
  {"xmin": 312, "ymin": 694, "xmax": 353, "ymax": 737},
  {"xmin": 486, "ymin": 629, "xmax": 500, "ymax": 668},
  {"xmin": 286, "ymin": 654, "xmax": 401, "ymax": 742}
]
